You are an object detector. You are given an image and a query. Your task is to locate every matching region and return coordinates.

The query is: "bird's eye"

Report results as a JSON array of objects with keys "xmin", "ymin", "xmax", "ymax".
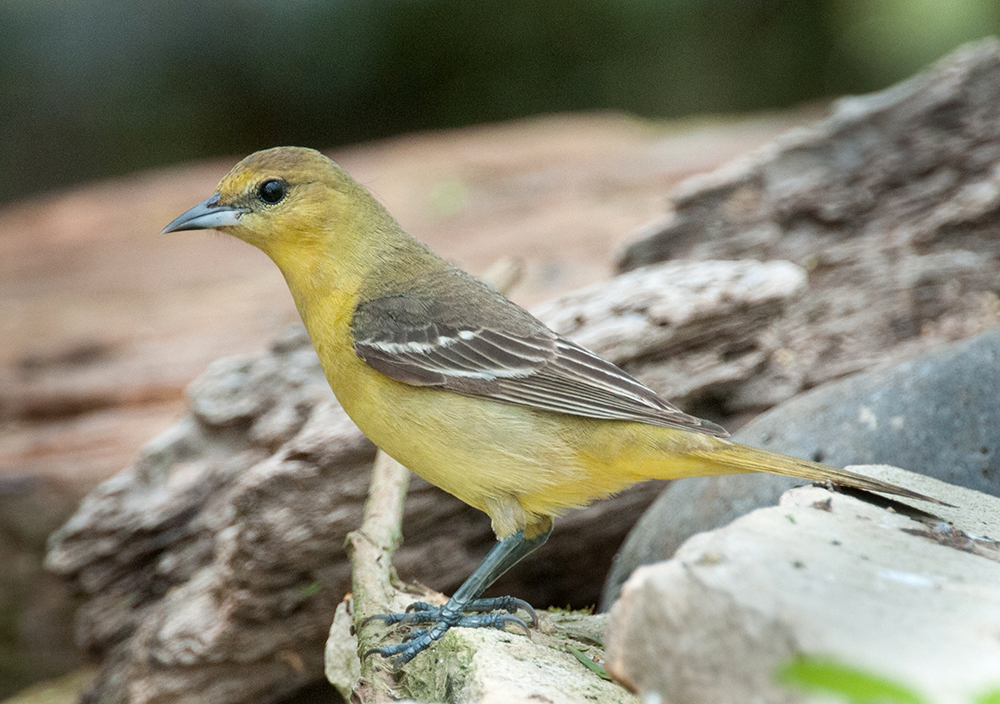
[{"xmin": 258, "ymin": 179, "xmax": 287, "ymax": 204}]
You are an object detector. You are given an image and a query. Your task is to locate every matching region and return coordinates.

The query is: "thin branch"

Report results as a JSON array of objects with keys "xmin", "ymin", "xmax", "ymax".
[{"xmin": 347, "ymin": 451, "xmax": 412, "ymax": 702}]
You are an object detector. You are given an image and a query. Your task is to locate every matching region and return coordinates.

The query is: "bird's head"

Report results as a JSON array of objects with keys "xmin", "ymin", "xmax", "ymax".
[{"xmin": 162, "ymin": 146, "xmax": 373, "ymax": 263}]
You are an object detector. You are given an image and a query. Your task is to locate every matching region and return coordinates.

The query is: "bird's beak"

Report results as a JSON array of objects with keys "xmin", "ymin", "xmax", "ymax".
[{"xmin": 161, "ymin": 193, "xmax": 249, "ymax": 234}]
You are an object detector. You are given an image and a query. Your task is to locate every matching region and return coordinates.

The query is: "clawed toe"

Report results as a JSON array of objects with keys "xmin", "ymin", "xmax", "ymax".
[
  {"xmin": 362, "ymin": 595, "xmax": 537, "ymax": 665},
  {"xmin": 403, "ymin": 628, "xmax": 429, "ymax": 642}
]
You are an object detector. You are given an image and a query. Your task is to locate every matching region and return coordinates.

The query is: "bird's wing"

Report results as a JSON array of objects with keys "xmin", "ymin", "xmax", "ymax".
[{"xmin": 351, "ymin": 269, "xmax": 728, "ymax": 437}]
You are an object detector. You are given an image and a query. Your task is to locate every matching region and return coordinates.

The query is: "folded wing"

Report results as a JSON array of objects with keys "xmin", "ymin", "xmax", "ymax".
[{"xmin": 351, "ymin": 270, "xmax": 727, "ymax": 437}]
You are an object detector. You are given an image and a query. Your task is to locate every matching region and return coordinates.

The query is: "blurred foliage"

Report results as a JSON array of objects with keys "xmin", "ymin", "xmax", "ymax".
[
  {"xmin": 778, "ymin": 657, "xmax": 929, "ymax": 704},
  {"xmin": 777, "ymin": 656, "xmax": 1000, "ymax": 704},
  {"xmin": 2, "ymin": 0, "xmax": 999, "ymax": 202}
]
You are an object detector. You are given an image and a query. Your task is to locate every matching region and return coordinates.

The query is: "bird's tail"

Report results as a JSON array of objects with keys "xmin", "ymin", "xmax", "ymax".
[{"xmin": 685, "ymin": 441, "xmax": 948, "ymax": 506}]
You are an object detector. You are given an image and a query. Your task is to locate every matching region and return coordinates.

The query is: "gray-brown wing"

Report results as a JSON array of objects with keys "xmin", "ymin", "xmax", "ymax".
[{"xmin": 351, "ymin": 274, "xmax": 727, "ymax": 437}]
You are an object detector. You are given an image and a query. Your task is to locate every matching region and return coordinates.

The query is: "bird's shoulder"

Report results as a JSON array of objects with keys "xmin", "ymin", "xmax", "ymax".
[
  {"xmin": 354, "ymin": 263, "xmax": 546, "ymax": 338},
  {"xmin": 351, "ymin": 262, "xmax": 557, "ymax": 385}
]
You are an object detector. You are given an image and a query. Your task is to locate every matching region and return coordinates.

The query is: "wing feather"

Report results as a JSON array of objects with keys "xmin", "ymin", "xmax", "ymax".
[{"xmin": 352, "ymin": 274, "xmax": 727, "ymax": 437}]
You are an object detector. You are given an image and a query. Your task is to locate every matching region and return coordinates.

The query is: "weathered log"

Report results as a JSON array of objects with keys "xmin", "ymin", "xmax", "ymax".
[{"xmin": 620, "ymin": 38, "xmax": 1000, "ymax": 405}]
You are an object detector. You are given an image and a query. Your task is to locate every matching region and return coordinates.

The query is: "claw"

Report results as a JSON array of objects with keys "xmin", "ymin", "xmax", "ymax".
[
  {"xmin": 495, "ymin": 614, "xmax": 530, "ymax": 636},
  {"xmin": 362, "ymin": 612, "xmax": 401, "ymax": 627},
  {"xmin": 362, "ymin": 596, "xmax": 538, "ymax": 664},
  {"xmin": 506, "ymin": 597, "xmax": 538, "ymax": 627},
  {"xmin": 454, "ymin": 596, "xmax": 538, "ymax": 626}
]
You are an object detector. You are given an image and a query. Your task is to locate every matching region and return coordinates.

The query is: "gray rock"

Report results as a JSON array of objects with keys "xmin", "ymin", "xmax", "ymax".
[
  {"xmin": 534, "ymin": 259, "xmax": 806, "ymax": 411},
  {"xmin": 600, "ymin": 473, "xmax": 800, "ymax": 611},
  {"xmin": 739, "ymin": 328, "xmax": 1000, "ymax": 493},
  {"xmin": 605, "ymin": 479, "xmax": 1000, "ymax": 704},
  {"xmin": 407, "ymin": 612, "xmax": 635, "ymax": 704},
  {"xmin": 601, "ymin": 329, "xmax": 1000, "ymax": 609}
]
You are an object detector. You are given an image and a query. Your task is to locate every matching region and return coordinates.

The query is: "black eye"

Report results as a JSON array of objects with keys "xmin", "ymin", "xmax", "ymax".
[{"xmin": 258, "ymin": 179, "xmax": 287, "ymax": 204}]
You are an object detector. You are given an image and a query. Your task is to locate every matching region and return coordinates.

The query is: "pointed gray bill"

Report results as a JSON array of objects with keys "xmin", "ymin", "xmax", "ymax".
[{"xmin": 161, "ymin": 193, "xmax": 249, "ymax": 234}]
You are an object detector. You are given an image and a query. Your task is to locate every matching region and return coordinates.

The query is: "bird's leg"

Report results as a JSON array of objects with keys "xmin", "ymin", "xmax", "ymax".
[{"xmin": 364, "ymin": 523, "xmax": 553, "ymax": 665}]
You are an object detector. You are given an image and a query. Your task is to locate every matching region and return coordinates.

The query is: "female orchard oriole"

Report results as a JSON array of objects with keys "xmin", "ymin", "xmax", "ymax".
[{"xmin": 163, "ymin": 147, "xmax": 941, "ymax": 665}]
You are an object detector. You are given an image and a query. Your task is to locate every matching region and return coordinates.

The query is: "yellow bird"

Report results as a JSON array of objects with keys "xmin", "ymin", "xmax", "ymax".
[{"xmin": 163, "ymin": 146, "xmax": 940, "ymax": 664}]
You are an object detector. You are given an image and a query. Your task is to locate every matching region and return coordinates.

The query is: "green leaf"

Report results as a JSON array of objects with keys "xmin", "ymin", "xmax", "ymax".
[
  {"xmin": 566, "ymin": 645, "xmax": 611, "ymax": 681},
  {"xmin": 776, "ymin": 657, "xmax": 928, "ymax": 704}
]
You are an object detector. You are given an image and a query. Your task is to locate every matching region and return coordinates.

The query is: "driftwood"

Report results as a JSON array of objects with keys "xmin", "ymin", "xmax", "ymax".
[
  {"xmin": 620, "ymin": 38, "xmax": 1000, "ymax": 404},
  {"xmin": 345, "ymin": 452, "xmax": 413, "ymax": 702}
]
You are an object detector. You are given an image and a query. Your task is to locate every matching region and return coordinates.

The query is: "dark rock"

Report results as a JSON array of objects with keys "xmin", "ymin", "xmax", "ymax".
[
  {"xmin": 601, "ymin": 38, "xmax": 1000, "ymax": 611},
  {"xmin": 600, "ymin": 473, "xmax": 799, "ymax": 611},
  {"xmin": 601, "ymin": 329, "xmax": 1000, "ymax": 609},
  {"xmin": 738, "ymin": 329, "xmax": 1000, "ymax": 493}
]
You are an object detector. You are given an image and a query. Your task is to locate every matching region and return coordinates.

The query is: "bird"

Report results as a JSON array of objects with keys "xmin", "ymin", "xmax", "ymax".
[{"xmin": 163, "ymin": 146, "xmax": 943, "ymax": 665}]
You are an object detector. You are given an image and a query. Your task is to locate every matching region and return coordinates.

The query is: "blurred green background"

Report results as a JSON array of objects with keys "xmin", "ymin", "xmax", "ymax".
[{"xmin": 2, "ymin": 0, "xmax": 999, "ymax": 202}]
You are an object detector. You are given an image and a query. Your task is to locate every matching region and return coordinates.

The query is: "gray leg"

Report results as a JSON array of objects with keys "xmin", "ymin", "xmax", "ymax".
[{"xmin": 366, "ymin": 524, "xmax": 553, "ymax": 665}]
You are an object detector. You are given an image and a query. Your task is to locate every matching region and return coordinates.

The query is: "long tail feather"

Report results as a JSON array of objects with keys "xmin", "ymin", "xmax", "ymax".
[{"xmin": 691, "ymin": 442, "xmax": 949, "ymax": 506}]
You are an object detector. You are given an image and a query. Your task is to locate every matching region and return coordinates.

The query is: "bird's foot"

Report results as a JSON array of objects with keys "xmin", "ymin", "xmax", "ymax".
[
  {"xmin": 371, "ymin": 596, "xmax": 537, "ymax": 628},
  {"xmin": 363, "ymin": 596, "xmax": 537, "ymax": 665}
]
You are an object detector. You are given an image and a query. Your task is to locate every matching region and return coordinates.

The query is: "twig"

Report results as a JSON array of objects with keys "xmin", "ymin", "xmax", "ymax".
[{"xmin": 347, "ymin": 451, "xmax": 412, "ymax": 702}]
